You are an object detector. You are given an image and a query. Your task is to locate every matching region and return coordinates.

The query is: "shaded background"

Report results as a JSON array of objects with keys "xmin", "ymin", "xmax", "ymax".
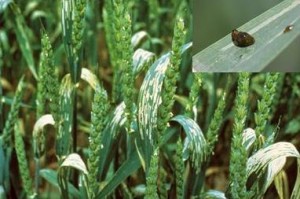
[{"xmin": 193, "ymin": 0, "xmax": 300, "ymax": 72}]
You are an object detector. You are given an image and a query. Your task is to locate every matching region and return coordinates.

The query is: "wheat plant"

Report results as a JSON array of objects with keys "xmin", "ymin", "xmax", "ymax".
[{"xmin": 1, "ymin": 0, "xmax": 300, "ymax": 199}]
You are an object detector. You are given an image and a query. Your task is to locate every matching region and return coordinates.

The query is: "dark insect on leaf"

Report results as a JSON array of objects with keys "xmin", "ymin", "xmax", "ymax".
[
  {"xmin": 231, "ymin": 29, "xmax": 255, "ymax": 47},
  {"xmin": 283, "ymin": 25, "xmax": 294, "ymax": 33}
]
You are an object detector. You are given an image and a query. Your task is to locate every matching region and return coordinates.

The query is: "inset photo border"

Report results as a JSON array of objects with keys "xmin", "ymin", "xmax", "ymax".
[{"xmin": 193, "ymin": 0, "xmax": 300, "ymax": 72}]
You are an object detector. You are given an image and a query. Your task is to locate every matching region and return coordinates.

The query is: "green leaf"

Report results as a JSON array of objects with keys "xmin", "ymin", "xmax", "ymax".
[
  {"xmin": 0, "ymin": 185, "xmax": 5, "ymax": 199},
  {"xmin": 0, "ymin": 141, "xmax": 5, "ymax": 184},
  {"xmin": 61, "ymin": 0, "xmax": 82, "ymax": 83},
  {"xmin": 39, "ymin": 169, "xmax": 81, "ymax": 198},
  {"xmin": 8, "ymin": 3, "xmax": 37, "ymax": 78},
  {"xmin": 98, "ymin": 102, "xmax": 127, "ymax": 179},
  {"xmin": 174, "ymin": 94, "xmax": 189, "ymax": 109},
  {"xmin": 285, "ymin": 116, "xmax": 300, "ymax": 135},
  {"xmin": 193, "ymin": 0, "xmax": 300, "ymax": 72},
  {"xmin": 56, "ymin": 74, "xmax": 74, "ymax": 158},
  {"xmin": 96, "ymin": 150, "xmax": 140, "ymax": 198},
  {"xmin": 0, "ymin": 140, "xmax": 8, "ymax": 194},
  {"xmin": 1, "ymin": 96, "xmax": 33, "ymax": 108},
  {"xmin": 0, "ymin": 140, "xmax": 11, "ymax": 198}
]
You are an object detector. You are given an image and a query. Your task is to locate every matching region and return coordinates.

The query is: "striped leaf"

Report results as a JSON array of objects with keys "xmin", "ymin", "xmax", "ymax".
[
  {"xmin": 246, "ymin": 142, "xmax": 300, "ymax": 198},
  {"xmin": 137, "ymin": 42, "xmax": 192, "ymax": 169},
  {"xmin": 171, "ymin": 115, "xmax": 207, "ymax": 172}
]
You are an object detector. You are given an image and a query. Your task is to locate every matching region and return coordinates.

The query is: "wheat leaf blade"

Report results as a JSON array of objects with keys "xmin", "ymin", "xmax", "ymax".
[{"xmin": 171, "ymin": 115, "xmax": 207, "ymax": 172}]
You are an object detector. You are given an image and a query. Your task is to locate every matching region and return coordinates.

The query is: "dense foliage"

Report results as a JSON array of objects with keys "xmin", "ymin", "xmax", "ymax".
[{"xmin": 1, "ymin": 0, "xmax": 300, "ymax": 199}]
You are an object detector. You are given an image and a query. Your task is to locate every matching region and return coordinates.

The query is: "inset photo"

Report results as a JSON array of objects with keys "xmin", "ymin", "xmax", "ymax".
[{"xmin": 193, "ymin": 0, "xmax": 300, "ymax": 72}]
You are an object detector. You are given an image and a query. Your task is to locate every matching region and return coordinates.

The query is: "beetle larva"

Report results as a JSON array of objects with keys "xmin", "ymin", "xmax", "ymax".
[{"xmin": 231, "ymin": 29, "xmax": 255, "ymax": 47}]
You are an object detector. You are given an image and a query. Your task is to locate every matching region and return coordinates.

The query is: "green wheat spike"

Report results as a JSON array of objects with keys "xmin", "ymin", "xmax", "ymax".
[
  {"xmin": 145, "ymin": 148, "xmax": 159, "ymax": 199},
  {"xmin": 121, "ymin": 12, "xmax": 135, "ymax": 133},
  {"xmin": 269, "ymin": 73, "xmax": 285, "ymax": 120},
  {"xmin": 2, "ymin": 76, "xmax": 24, "ymax": 147},
  {"xmin": 229, "ymin": 73, "xmax": 250, "ymax": 199},
  {"xmin": 72, "ymin": 0, "xmax": 86, "ymax": 54},
  {"xmin": 185, "ymin": 73, "xmax": 202, "ymax": 119},
  {"xmin": 205, "ymin": 91, "xmax": 226, "ymax": 157},
  {"xmin": 157, "ymin": 2, "xmax": 187, "ymax": 141},
  {"xmin": 111, "ymin": 0, "xmax": 135, "ymax": 132},
  {"xmin": 43, "ymin": 33, "xmax": 60, "ymax": 125},
  {"xmin": 110, "ymin": 0, "xmax": 125, "ymax": 104},
  {"xmin": 87, "ymin": 85, "xmax": 110, "ymax": 198},
  {"xmin": 62, "ymin": 0, "xmax": 87, "ymax": 84},
  {"xmin": 14, "ymin": 123, "xmax": 35, "ymax": 198},
  {"xmin": 36, "ymin": 43, "xmax": 47, "ymax": 119},
  {"xmin": 175, "ymin": 139, "xmax": 184, "ymax": 199},
  {"xmin": 254, "ymin": 73, "xmax": 280, "ymax": 147},
  {"xmin": 103, "ymin": 0, "xmax": 118, "ymax": 102},
  {"xmin": 37, "ymin": 32, "xmax": 60, "ymax": 123},
  {"xmin": 158, "ymin": 167, "xmax": 168, "ymax": 199}
]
